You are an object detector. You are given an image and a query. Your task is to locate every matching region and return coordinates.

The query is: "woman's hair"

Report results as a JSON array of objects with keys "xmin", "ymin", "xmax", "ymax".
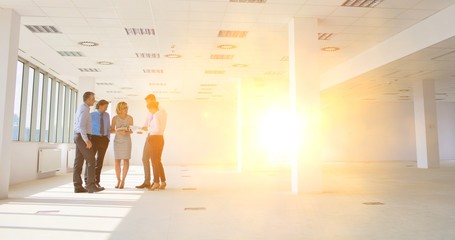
[{"xmin": 116, "ymin": 101, "xmax": 128, "ymax": 114}]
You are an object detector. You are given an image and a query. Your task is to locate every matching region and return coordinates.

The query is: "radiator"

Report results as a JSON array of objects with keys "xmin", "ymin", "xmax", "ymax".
[
  {"xmin": 67, "ymin": 148, "xmax": 76, "ymax": 169},
  {"xmin": 38, "ymin": 148, "xmax": 62, "ymax": 173}
]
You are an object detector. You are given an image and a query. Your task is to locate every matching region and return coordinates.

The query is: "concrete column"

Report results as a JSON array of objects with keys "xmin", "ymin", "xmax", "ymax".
[
  {"xmin": 78, "ymin": 77, "xmax": 96, "ymax": 105},
  {"xmin": 0, "ymin": 9, "xmax": 21, "ymax": 199},
  {"xmin": 413, "ymin": 79, "xmax": 440, "ymax": 168},
  {"xmin": 289, "ymin": 18, "xmax": 322, "ymax": 193}
]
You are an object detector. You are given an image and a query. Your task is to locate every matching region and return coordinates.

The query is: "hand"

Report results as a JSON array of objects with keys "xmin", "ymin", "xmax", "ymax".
[
  {"xmin": 86, "ymin": 140, "xmax": 92, "ymax": 149},
  {"xmin": 141, "ymin": 126, "xmax": 148, "ymax": 131}
]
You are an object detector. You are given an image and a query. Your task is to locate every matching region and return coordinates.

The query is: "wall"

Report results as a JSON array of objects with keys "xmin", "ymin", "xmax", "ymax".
[
  {"xmin": 322, "ymin": 100, "xmax": 455, "ymax": 162},
  {"xmin": 105, "ymin": 99, "xmax": 238, "ymax": 167}
]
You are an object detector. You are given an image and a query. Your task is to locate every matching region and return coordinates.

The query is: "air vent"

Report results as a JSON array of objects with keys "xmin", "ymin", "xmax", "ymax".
[
  {"xmin": 229, "ymin": 0, "xmax": 266, "ymax": 2},
  {"xmin": 96, "ymin": 82, "xmax": 114, "ymax": 85},
  {"xmin": 58, "ymin": 51, "xmax": 84, "ymax": 57},
  {"xmin": 205, "ymin": 70, "xmax": 225, "ymax": 74},
  {"xmin": 149, "ymin": 82, "xmax": 167, "ymax": 86},
  {"xmin": 125, "ymin": 28, "xmax": 155, "ymax": 35},
  {"xmin": 341, "ymin": 0, "xmax": 384, "ymax": 8},
  {"xmin": 200, "ymin": 84, "xmax": 217, "ymax": 87},
  {"xmin": 318, "ymin": 33, "xmax": 334, "ymax": 40},
  {"xmin": 210, "ymin": 54, "xmax": 233, "ymax": 60},
  {"xmin": 78, "ymin": 68, "xmax": 100, "ymax": 72},
  {"xmin": 218, "ymin": 30, "xmax": 248, "ymax": 38},
  {"xmin": 25, "ymin": 25, "xmax": 62, "ymax": 33},
  {"xmin": 136, "ymin": 53, "xmax": 160, "ymax": 58},
  {"xmin": 264, "ymin": 71, "xmax": 282, "ymax": 75},
  {"xmin": 144, "ymin": 69, "xmax": 164, "ymax": 73}
]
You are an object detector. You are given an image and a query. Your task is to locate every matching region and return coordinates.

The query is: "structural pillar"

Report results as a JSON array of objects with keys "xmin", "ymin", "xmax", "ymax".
[
  {"xmin": 413, "ymin": 79, "xmax": 440, "ymax": 168},
  {"xmin": 78, "ymin": 77, "xmax": 96, "ymax": 105},
  {"xmin": 289, "ymin": 18, "xmax": 322, "ymax": 193},
  {"xmin": 0, "ymin": 9, "xmax": 20, "ymax": 199}
]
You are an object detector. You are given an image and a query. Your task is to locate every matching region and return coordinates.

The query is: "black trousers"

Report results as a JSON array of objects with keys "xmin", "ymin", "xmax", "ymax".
[
  {"xmin": 73, "ymin": 134, "xmax": 96, "ymax": 188},
  {"xmin": 90, "ymin": 135, "xmax": 110, "ymax": 184},
  {"xmin": 148, "ymin": 135, "xmax": 166, "ymax": 183}
]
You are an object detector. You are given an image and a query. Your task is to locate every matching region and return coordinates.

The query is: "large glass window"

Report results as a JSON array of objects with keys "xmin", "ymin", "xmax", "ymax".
[
  {"xmin": 35, "ymin": 73, "xmax": 44, "ymax": 141},
  {"xmin": 24, "ymin": 67, "xmax": 35, "ymax": 141},
  {"xmin": 44, "ymin": 77, "xmax": 52, "ymax": 142},
  {"xmin": 12, "ymin": 58, "xmax": 77, "ymax": 144},
  {"xmin": 12, "ymin": 61, "xmax": 24, "ymax": 141}
]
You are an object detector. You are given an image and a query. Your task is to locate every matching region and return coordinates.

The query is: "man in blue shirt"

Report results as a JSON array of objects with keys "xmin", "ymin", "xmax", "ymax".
[
  {"xmin": 89, "ymin": 99, "xmax": 110, "ymax": 189},
  {"xmin": 73, "ymin": 92, "xmax": 104, "ymax": 193}
]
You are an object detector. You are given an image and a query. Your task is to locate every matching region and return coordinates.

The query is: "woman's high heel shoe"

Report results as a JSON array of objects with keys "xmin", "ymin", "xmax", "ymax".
[
  {"xmin": 115, "ymin": 181, "xmax": 120, "ymax": 189},
  {"xmin": 149, "ymin": 182, "xmax": 160, "ymax": 191},
  {"xmin": 119, "ymin": 180, "xmax": 125, "ymax": 189},
  {"xmin": 159, "ymin": 182, "xmax": 166, "ymax": 190}
]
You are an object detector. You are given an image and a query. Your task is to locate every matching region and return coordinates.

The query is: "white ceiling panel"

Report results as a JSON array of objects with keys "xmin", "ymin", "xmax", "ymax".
[
  {"xmin": 33, "ymin": 0, "xmax": 74, "ymax": 8},
  {"xmin": 40, "ymin": 7, "xmax": 84, "ymax": 18}
]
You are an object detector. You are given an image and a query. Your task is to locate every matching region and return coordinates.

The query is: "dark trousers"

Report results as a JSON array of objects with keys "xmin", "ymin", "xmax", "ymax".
[
  {"xmin": 91, "ymin": 135, "xmax": 110, "ymax": 184},
  {"xmin": 148, "ymin": 135, "xmax": 166, "ymax": 183},
  {"xmin": 73, "ymin": 134, "xmax": 96, "ymax": 188},
  {"xmin": 142, "ymin": 135, "xmax": 152, "ymax": 183}
]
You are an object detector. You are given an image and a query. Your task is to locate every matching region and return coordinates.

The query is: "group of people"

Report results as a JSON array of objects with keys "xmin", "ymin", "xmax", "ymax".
[{"xmin": 73, "ymin": 92, "xmax": 167, "ymax": 193}]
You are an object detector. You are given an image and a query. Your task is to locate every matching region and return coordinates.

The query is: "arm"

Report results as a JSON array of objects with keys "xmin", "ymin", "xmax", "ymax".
[{"xmin": 110, "ymin": 116, "xmax": 117, "ymax": 134}]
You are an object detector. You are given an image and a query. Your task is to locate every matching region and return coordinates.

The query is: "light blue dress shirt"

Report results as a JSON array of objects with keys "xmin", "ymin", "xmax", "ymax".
[
  {"xmin": 74, "ymin": 103, "xmax": 93, "ymax": 142},
  {"xmin": 91, "ymin": 110, "xmax": 110, "ymax": 139}
]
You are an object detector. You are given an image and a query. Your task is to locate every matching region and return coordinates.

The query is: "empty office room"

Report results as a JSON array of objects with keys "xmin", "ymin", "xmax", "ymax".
[{"xmin": 1, "ymin": 0, "xmax": 455, "ymax": 239}]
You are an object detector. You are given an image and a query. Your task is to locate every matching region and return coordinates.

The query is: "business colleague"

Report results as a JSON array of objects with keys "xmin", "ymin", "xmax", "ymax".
[
  {"xmin": 111, "ymin": 102, "xmax": 134, "ymax": 189},
  {"xmin": 136, "ymin": 94, "xmax": 155, "ymax": 189},
  {"xmin": 73, "ymin": 91, "xmax": 104, "ymax": 193},
  {"xmin": 90, "ymin": 99, "xmax": 110, "ymax": 189},
  {"xmin": 146, "ymin": 100, "xmax": 167, "ymax": 191}
]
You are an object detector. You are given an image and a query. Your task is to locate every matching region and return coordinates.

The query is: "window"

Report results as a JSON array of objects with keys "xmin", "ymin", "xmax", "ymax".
[
  {"xmin": 12, "ymin": 61, "xmax": 24, "ymax": 141},
  {"xmin": 24, "ymin": 67, "xmax": 35, "ymax": 141},
  {"xmin": 12, "ymin": 58, "xmax": 78, "ymax": 144}
]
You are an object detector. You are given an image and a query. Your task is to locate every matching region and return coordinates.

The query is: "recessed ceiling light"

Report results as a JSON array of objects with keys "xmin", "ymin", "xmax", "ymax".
[
  {"xmin": 165, "ymin": 54, "xmax": 182, "ymax": 58},
  {"xmin": 78, "ymin": 41, "xmax": 99, "ymax": 47},
  {"xmin": 321, "ymin": 47, "xmax": 340, "ymax": 52},
  {"xmin": 217, "ymin": 44, "xmax": 236, "ymax": 49},
  {"xmin": 97, "ymin": 61, "xmax": 113, "ymax": 65},
  {"xmin": 232, "ymin": 64, "xmax": 248, "ymax": 68}
]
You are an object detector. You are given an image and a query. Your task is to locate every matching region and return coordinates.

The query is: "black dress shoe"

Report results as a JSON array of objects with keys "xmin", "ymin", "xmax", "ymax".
[
  {"xmin": 87, "ymin": 186, "xmax": 105, "ymax": 193},
  {"xmin": 135, "ymin": 182, "xmax": 151, "ymax": 189},
  {"xmin": 74, "ymin": 187, "xmax": 88, "ymax": 193},
  {"xmin": 95, "ymin": 183, "xmax": 105, "ymax": 190}
]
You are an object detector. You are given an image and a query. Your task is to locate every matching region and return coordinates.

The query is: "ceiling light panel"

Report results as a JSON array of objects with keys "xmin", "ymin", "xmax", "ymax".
[
  {"xmin": 218, "ymin": 30, "xmax": 248, "ymax": 38},
  {"xmin": 125, "ymin": 28, "xmax": 156, "ymax": 35},
  {"xmin": 57, "ymin": 51, "xmax": 84, "ymax": 57},
  {"xmin": 79, "ymin": 68, "xmax": 100, "ymax": 72},
  {"xmin": 25, "ymin": 25, "xmax": 62, "ymax": 33},
  {"xmin": 210, "ymin": 54, "xmax": 234, "ymax": 59},
  {"xmin": 136, "ymin": 53, "xmax": 160, "ymax": 58},
  {"xmin": 318, "ymin": 33, "xmax": 334, "ymax": 40},
  {"xmin": 229, "ymin": 0, "xmax": 267, "ymax": 3},
  {"xmin": 341, "ymin": 0, "xmax": 384, "ymax": 8}
]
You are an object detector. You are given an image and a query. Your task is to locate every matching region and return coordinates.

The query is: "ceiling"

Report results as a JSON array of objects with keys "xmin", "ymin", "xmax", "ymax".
[{"xmin": 2, "ymin": 0, "xmax": 455, "ymax": 102}]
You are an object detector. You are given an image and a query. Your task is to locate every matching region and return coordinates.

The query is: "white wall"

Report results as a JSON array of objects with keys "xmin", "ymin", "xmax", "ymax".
[
  {"xmin": 322, "ymin": 101, "xmax": 455, "ymax": 162},
  {"xmin": 105, "ymin": 99, "xmax": 238, "ymax": 166},
  {"xmin": 9, "ymin": 142, "xmax": 74, "ymax": 185},
  {"xmin": 437, "ymin": 102, "xmax": 455, "ymax": 160}
]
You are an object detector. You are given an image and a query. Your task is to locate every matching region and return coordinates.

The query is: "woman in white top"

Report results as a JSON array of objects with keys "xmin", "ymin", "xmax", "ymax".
[
  {"xmin": 146, "ymin": 101, "xmax": 167, "ymax": 191},
  {"xmin": 110, "ymin": 102, "xmax": 134, "ymax": 189}
]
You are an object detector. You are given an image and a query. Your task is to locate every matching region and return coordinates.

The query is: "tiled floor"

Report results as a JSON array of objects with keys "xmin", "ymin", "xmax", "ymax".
[{"xmin": 1, "ymin": 161, "xmax": 455, "ymax": 240}]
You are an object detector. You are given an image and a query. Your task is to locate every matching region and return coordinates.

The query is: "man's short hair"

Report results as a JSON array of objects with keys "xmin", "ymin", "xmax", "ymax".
[
  {"xmin": 96, "ymin": 99, "xmax": 109, "ymax": 109},
  {"xmin": 83, "ymin": 91, "xmax": 95, "ymax": 102},
  {"xmin": 145, "ymin": 94, "xmax": 156, "ymax": 101}
]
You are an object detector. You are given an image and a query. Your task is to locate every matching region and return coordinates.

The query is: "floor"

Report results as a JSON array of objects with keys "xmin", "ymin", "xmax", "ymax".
[{"xmin": 1, "ymin": 161, "xmax": 455, "ymax": 240}]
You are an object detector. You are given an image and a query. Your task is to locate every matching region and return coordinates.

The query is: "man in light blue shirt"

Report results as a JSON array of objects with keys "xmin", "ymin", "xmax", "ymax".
[
  {"xmin": 89, "ymin": 99, "xmax": 110, "ymax": 189},
  {"xmin": 73, "ymin": 91, "xmax": 104, "ymax": 193}
]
